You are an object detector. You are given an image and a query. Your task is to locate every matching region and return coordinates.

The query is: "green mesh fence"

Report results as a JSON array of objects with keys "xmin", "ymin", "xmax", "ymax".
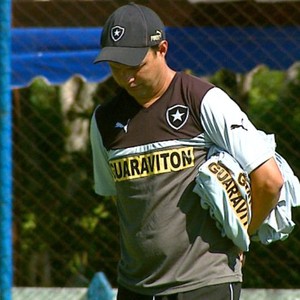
[{"xmin": 12, "ymin": 0, "xmax": 300, "ymax": 290}]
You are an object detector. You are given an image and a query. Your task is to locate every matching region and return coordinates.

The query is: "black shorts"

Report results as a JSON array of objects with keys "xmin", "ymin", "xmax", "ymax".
[{"xmin": 117, "ymin": 282, "xmax": 242, "ymax": 300}]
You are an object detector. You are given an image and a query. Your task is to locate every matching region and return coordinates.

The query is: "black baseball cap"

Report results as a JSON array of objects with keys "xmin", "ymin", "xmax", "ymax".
[{"xmin": 93, "ymin": 3, "xmax": 165, "ymax": 66}]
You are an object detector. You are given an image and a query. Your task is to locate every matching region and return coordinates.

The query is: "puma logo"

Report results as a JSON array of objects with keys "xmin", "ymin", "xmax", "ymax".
[
  {"xmin": 115, "ymin": 119, "xmax": 130, "ymax": 133},
  {"xmin": 231, "ymin": 118, "xmax": 248, "ymax": 131}
]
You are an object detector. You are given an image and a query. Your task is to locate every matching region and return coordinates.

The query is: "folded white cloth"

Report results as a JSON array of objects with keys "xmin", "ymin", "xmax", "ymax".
[
  {"xmin": 193, "ymin": 136, "xmax": 300, "ymax": 251},
  {"xmin": 193, "ymin": 146, "xmax": 252, "ymax": 251}
]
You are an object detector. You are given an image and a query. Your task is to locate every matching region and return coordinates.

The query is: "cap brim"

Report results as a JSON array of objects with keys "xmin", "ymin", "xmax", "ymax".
[{"xmin": 93, "ymin": 47, "xmax": 149, "ymax": 66}]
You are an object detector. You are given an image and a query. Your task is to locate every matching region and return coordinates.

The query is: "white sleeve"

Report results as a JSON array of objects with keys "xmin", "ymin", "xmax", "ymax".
[
  {"xmin": 200, "ymin": 87, "xmax": 274, "ymax": 174},
  {"xmin": 90, "ymin": 111, "xmax": 117, "ymax": 196}
]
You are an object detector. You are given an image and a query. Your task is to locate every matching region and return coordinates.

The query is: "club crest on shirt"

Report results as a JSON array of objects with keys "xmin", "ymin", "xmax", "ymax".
[
  {"xmin": 111, "ymin": 26, "xmax": 125, "ymax": 42},
  {"xmin": 166, "ymin": 105, "xmax": 189, "ymax": 130}
]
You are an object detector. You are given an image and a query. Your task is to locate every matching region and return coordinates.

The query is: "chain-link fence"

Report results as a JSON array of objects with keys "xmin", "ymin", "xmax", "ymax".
[{"xmin": 12, "ymin": 0, "xmax": 300, "ymax": 290}]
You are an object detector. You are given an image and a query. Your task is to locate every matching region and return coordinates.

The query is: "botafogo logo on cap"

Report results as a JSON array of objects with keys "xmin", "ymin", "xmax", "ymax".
[{"xmin": 111, "ymin": 26, "xmax": 125, "ymax": 42}]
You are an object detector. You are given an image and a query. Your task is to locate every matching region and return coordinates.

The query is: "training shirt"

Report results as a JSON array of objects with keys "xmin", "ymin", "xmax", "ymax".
[{"xmin": 90, "ymin": 72, "xmax": 274, "ymax": 296}]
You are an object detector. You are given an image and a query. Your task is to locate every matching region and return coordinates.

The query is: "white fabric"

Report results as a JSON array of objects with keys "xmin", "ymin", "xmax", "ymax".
[
  {"xmin": 201, "ymin": 87, "xmax": 274, "ymax": 174},
  {"xmin": 194, "ymin": 135, "xmax": 300, "ymax": 251},
  {"xmin": 193, "ymin": 146, "xmax": 252, "ymax": 251},
  {"xmin": 90, "ymin": 111, "xmax": 117, "ymax": 196}
]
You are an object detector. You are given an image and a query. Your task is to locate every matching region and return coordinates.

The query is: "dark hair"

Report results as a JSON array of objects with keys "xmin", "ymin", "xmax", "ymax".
[{"xmin": 149, "ymin": 44, "xmax": 162, "ymax": 56}]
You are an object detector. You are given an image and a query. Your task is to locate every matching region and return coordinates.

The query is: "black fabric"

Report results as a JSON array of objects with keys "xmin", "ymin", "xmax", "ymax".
[
  {"xmin": 95, "ymin": 72, "xmax": 214, "ymax": 150},
  {"xmin": 117, "ymin": 283, "xmax": 242, "ymax": 300}
]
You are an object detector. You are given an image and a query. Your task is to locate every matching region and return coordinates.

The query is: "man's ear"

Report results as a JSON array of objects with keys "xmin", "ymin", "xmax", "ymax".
[{"xmin": 158, "ymin": 40, "xmax": 168, "ymax": 57}]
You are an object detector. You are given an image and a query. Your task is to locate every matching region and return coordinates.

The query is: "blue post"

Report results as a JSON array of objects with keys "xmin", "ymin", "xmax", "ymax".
[{"xmin": 0, "ymin": 0, "xmax": 13, "ymax": 299}]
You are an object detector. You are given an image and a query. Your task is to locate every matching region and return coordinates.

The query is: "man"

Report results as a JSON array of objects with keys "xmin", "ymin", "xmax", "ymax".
[{"xmin": 90, "ymin": 3, "xmax": 283, "ymax": 299}]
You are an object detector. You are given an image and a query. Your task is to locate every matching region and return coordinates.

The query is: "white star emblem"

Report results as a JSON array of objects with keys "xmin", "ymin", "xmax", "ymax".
[
  {"xmin": 171, "ymin": 109, "xmax": 185, "ymax": 122},
  {"xmin": 113, "ymin": 29, "xmax": 121, "ymax": 37}
]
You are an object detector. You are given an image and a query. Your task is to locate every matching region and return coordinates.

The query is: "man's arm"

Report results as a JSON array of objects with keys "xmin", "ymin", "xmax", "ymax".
[
  {"xmin": 200, "ymin": 88, "xmax": 284, "ymax": 235},
  {"xmin": 248, "ymin": 157, "xmax": 284, "ymax": 235},
  {"xmin": 90, "ymin": 110, "xmax": 117, "ymax": 196}
]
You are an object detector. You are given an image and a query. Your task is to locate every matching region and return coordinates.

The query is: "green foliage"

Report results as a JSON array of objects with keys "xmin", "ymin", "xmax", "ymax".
[
  {"xmin": 247, "ymin": 65, "xmax": 300, "ymax": 175},
  {"xmin": 247, "ymin": 66, "xmax": 286, "ymax": 130},
  {"xmin": 13, "ymin": 78, "xmax": 119, "ymax": 287},
  {"xmin": 210, "ymin": 68, "xmax": 239, "ymax": 99}
]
